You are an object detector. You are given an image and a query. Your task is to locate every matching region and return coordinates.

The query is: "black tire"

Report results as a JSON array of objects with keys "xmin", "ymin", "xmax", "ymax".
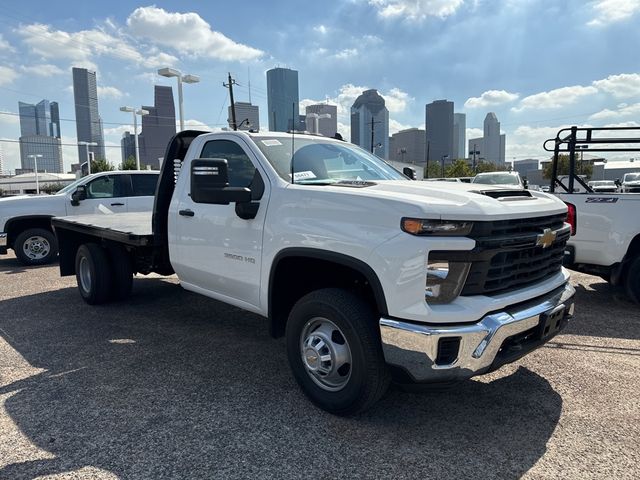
[
  {"xmin": 14, "ymin": 228, "xmax": 58, "ymax": 266},
  {"xmin": 75, "ymin": 243, "xmax": 112, "ymax": 305},
  {"xmin": 286, "ymin": 288, "xmax": 391, "ymax": 415},
  {"xmin": 625, "ymin": 256, "xmax": 640, "ymax": 304},
  {"xmin": 108, "ymin": 245, "xmax": 133, "ymax": 301}
]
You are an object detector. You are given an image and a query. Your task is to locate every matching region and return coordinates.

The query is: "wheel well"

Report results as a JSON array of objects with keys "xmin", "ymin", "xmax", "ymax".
[
  {"xmin": 625, "ymin": 234, "xmax": 640, "ymax": 261},
  {"xmin": 268, "ymin": 253, "xmax": 387, "ymax": 338},
  {"xmin": 6, "ymin": 216, "xmax": 54, "ymax": 248}
]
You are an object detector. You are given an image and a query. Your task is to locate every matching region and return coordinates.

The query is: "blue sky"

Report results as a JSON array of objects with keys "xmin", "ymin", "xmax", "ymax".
[{"xmin": 0, "ymin": 0, "xmax": 639, "ymax": 172}]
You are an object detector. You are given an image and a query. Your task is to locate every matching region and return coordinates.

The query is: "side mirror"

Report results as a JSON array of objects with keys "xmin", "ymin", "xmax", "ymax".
[
  {"xmin": 70, "ymin": 185, "xmax": 87, "ymax": 206},
  {"xmin": 403, "ymin": 167, "xmax": 417, "ymax": 180},
  {"xmin": 191, "ymin": 158, "xmax": 252, "ymax": 205}
]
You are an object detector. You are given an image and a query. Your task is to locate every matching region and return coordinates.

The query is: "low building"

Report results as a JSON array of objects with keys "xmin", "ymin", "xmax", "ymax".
[{"xmin": 0, "ymin": 172, "xmax": 76, "ymax": 195}]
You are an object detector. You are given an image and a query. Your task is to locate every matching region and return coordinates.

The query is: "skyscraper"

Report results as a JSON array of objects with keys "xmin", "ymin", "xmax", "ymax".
[
  {"xmin": 453, "ymin": 113, "xmax": 466, "ymax": 160},
  {"xmin": 389, "ymin": 128, "xmax": 426, "ymax": 165},
  {"xmin": 73, "ymin": 67, "xmax": 105, "ymax": 164},
  {"xmin": 18, "ymin": 99, "xmax": 63, "ymax": 173},
  {"xmin": 425, "ymin": 100, "xmax": 454, "ymax": 167},
  {"xmin": 351, "ymin": 89, "xmax": 389, "ymax": 158},
  {"xmin": 468, "ymin": 112, "xmax": 506, "ymax": 166},
  {"xmin": 266, "ymin": 67, "xmax": 299, "ymax": 132},
  {"xmin": 228, "ymin": 101, "xmax": 259, "ymax": 131},
  {"xmin": 138, "ymin": 86, "xmax": 176, "ymax": 169},
  {"xmin": 121, "ymin": 131, "xmax": 136, "ymax": 164},
  {"xmin": 305, "ymin": 104, "xmax": 338, "ymax": 137}
]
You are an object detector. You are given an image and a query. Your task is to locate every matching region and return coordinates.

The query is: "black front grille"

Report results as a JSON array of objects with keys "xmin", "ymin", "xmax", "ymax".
[{"xmin": 432, "ymin": 213, "xmax": 569, "ymax": 297}]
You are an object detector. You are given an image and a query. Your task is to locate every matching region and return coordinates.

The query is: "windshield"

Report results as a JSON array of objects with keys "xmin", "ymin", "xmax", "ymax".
[
  {"xmin": 472, "ymin": 174, "xmax": 520, "ymax": 185},
  {"xmin": 253, "ymin": 136, "xmax": 406, "ymax": 184},
  {"xmin": 56, "ymin": 176, "xmax": 86, "ymax": 194},
  {"xmin": 624, "ymin": 173, "xmax": 640, "ymax": 182}
]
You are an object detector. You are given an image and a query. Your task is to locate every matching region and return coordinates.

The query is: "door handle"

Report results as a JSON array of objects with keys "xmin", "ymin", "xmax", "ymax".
[
  {"xmin": 110, "ymin": 202, "xmax": 125, "ymax": 206},
  {"xmin": 179, "ymin": 209, "xmax": 195, "ymax": 217}
]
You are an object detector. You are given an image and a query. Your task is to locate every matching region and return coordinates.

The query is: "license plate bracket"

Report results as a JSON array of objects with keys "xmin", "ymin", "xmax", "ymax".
[{"xmin": 539, "ymin": 304, "xmax": 566, "ymax": 340}]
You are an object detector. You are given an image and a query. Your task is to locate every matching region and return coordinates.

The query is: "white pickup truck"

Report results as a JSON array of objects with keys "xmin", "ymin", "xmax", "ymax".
[
  {"xmin": 0, "ymin": 171, "xmax": 158, "ymax": 265},
  {"xmin": 545, "ymin": 126, "xmax": 640, "ymax": 303},
  {"xmin": 52, "ymin": 131, "xmax": 575, "ymax": 414}
]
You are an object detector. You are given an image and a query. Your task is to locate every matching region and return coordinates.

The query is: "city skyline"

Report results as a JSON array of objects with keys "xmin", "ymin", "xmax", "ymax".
[{"xmin": 0, "ymin": 2, "xmax": 638, "ymax": 172}]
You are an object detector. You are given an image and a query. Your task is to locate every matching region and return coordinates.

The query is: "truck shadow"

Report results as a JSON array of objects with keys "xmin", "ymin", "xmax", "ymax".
[
  {"xmin": 0, "ymin": 255, "xmax": 57, "ymax": 275},
  {"xmin": 0, "ymin": 280, "xmax": 562, "ymax": 479}
]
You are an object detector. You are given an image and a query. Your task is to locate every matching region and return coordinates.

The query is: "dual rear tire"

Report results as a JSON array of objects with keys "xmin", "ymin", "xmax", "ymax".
[{"xmin": 75, "ymin": 243, "xmax": 133, "ymax": 304}]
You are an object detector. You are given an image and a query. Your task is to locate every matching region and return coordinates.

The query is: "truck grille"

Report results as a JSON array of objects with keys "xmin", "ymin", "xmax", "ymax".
[{"xmin": 431, "ymin": 213, "xmax": 570, "ymax": 297}]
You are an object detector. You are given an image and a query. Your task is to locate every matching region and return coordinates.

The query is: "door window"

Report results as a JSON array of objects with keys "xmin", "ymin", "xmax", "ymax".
[
  {"xmin": 86, "ymin": 175, "xmax": 125, "ymax": 199},
  {"xmin": 200, "ymin": 140, "xmax": 256, "ymax": 188},
  {"xmin": 130, "ymin": 174, "xmax": 159, "ymax": 196}
]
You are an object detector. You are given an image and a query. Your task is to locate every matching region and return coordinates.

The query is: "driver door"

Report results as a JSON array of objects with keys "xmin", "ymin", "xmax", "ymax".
[{"xmin": 70, "ymin": 174, "xmax": 129, "ymax": 215}]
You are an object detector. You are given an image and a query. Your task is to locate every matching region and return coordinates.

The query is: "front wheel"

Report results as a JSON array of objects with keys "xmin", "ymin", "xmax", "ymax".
[
  {"xmin": 14, "ymin": 228, "xmax": 58, "ymax": 266},
  {"xmin": 285, "ymin": 288, "xmax": 390, "ymax": 415}
]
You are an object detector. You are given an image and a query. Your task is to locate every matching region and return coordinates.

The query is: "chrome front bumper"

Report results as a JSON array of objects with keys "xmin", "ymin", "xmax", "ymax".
[{"xmin": 379, "ymin": 283, "xmax": 575, "ymax": 383}]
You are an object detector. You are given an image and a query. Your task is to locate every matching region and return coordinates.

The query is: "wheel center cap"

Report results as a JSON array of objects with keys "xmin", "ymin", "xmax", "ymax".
[{"xmin": 304, "ymin": 347, "xmax": 320, "ymax": 370}]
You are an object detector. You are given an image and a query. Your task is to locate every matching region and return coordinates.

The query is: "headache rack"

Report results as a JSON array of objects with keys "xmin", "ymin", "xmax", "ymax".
[{"xmin": 543, "ymin": 126, "xmax": 640, "ymax": 194}]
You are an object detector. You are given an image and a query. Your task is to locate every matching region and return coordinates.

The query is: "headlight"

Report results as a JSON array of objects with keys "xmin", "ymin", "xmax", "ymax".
[
  {"xmin": 425, "ymin": 260, "xmax": 471, "ymax": 304},
  {"xmin": 402, "ymin": 218, "xmax": 473, "ymax": 236}
]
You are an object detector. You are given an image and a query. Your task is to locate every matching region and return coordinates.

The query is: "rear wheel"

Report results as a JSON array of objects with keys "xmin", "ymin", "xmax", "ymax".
[
  {"xmin": 75, "ymin": 243, "xmax": 112, "ymax": 305},
  {"xmin": 625, "ymin": 256, "xmax": 640, "ymax": 304},
  {"xmin": 14, "ymin": 228, "xmax": 58, "ymax": 266},
  {"xmin": 285, "ymin": 288, "xmax": 390, "ymax": 415}
]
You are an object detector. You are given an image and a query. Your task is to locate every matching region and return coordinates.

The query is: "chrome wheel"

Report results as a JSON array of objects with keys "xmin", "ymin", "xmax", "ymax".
[
  {"xmin": 300, "ymin": 317, "xmax": 352, "ymax": 392},
  {"xmin": 22, "ymin": 235, "xmax": 51, "ymax": 260},
  {"xmin": 78, "ymin": 256, "xmax": 92, "ymax": 293}
]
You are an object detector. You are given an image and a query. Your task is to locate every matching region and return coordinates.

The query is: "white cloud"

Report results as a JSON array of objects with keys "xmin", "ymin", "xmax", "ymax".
[
  {"xmin": 104, "ymin": 125, "xmax": 134, "ymax": 137},
  {"xmin": 0, "ymin": 65, "xmax": 18, "ymax": 86},
  {"xmin": 126, "ymin": 6, "xmax": 263, "ymax": 61},
  {"xmin": 593, "ymin": 73, "xmax": 640, "ymax": 98},
  {"xmin": 370, "ymin": 0, "xmax": 464, "ymax": 20},
  {"xmin": 384, "ymin": 88, "xmax": 412, "ymax": 113},
  {"xmin": 466, "ymin": 127, "xmax": 483, "ymax": 140},
  {"xmin": 587, "ymin": 0, "xmax": 640, "ymax": 26},
  {"xmin": 313, "ymin": 25, "xmax": 328, "ymax": 34},
  {"xmin": 17, "ymin": 23, "xmax": 144, "ymax": 65},
  {"xmin": 464, "ymin": 90, "xmax": 519, "ymax": 108},
  {"xmin": 333, "ymin": 48, "xmax": 358, "ymax": 60},
  {"xmin": 183, "ymin": 119, "xmax": 215, "ymax": 131},
  {"xmin": 97, "ymin": 86, "xmax": 125, "ymax": 99},
  {"xmin": 389, "ymin": 119, "xmax": 412, "ymax": 135},
  {"xmin": 146, "ymin": 52, "xmax": 180, "ymax": 68},
  {"xmin": 589, "ymin": 102, "xmax": 640, "ymax": 120},
  {"xmin": 513, "ymin": 85, "xmax": 598, "ymax": 111},
  {"xmin": 0, "ymin": 34, "xmax": 14, "ymax": 52},
  {"xmin": 20, "ymin": 63, "xmax": 65, "ymax": 77}
]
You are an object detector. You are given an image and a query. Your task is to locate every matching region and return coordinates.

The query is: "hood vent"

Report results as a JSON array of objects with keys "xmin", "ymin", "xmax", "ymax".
[{"xmin": 474, "ymin": 189, "xmax": 533, "ymax": 201}]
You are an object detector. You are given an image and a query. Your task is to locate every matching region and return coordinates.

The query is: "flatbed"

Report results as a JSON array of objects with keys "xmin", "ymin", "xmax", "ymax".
[{"xmin": 52, "ymin": 212, "xmax": 154, "ymax": 247}]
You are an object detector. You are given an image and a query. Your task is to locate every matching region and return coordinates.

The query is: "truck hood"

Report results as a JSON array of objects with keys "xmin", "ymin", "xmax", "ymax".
[
  {"xmin": 0, "ymin": 194, "xmax": 67, "ymax": 230},
  {"xmin": 300, "ymin": 180, "xmax": 568, "ymax": 221}
]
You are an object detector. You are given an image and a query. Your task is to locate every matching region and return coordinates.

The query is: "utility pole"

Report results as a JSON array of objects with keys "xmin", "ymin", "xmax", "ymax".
[
  {"xmin": 223, "ymin": 72, "xmax": 238, "ymax": 131},
  {"xmin": 368, "ymin": 117, "xmax": 381, "ymax": 153},
  {"xmin": 425, "ymin": 139, "xmax": 430, "ymax": 179}
]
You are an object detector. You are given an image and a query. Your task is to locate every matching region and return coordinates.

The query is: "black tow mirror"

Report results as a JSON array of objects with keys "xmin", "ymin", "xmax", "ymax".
[
  {"xmin": 191, "ymin": 158, "xmax": 252, "ymax": 205},
  {"xmin": 403, "ymin": 167, "xmax": 416, "ymax": 180},
  {"xmin": 70, "ymin": 185, "xmax": 87, "ymax": 206}
]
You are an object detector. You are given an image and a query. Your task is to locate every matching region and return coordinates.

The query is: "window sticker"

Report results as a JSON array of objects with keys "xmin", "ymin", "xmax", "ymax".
[
  {"xmin": 261, "ymin": 139, "xmax": 282, "ymax": 146},
  {"xmin": 293, "ymin": 171, "xmax": 317, "ymax": 181}
]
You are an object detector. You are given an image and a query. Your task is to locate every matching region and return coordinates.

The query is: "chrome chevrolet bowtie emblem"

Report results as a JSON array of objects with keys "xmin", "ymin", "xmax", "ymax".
[{"xmin": 536, "ymin": 228, "xmax": 557, "ymax": 248}]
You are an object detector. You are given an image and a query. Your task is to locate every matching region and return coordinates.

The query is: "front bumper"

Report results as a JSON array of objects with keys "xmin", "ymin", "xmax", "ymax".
[
  {"xmin": 0, "ymin": 232, "xmax": 7, "ymax": 255},
  {"xmin": 379, "ymin": 283, "xmax": 575, "ymax": 383}
]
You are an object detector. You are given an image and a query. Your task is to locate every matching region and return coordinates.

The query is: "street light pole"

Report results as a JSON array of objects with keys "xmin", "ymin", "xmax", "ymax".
[
  {"xmin": 157, "ymin": 68, "xmax": 200, "ymax": 131},
  {"xmin": 441, "ymin": 155, "xmax": 449, "ymax": 178},
  {"xmin": 78, "ymin": 141, "xmax": 98, "ymax": 175},
  {"xmin": 27, "ymin": 154, "xmax": 43, "ymax": 194}
]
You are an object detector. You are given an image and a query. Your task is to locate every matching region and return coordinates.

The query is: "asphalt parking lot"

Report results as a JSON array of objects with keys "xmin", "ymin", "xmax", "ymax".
[{"xmin": 0, "ymin": 252, "xmax": 638, "ymax": 480}]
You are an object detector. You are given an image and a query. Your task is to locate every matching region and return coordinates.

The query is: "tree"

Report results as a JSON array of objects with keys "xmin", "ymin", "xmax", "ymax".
[
  {"xmin": 542, "ymin": 154, "xmax": 593, "ymax": 180},
  {"xmin": 91, "ymin": 157, "xmax": 115, "ymax": 173},
  {"xmin": 119, "ymin": 156, "xmax": 137, "ymax": 170},
  {"xmin": 445, "ymin": 159, "xmax": 473, "ymax": 178},
  {"xmin": 41, "ymin": 182, "xmax": 65, "ymax": 194},
  {"xmin": 423, "ymin": 162, "xmax": 443, "ymax": 179}
]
